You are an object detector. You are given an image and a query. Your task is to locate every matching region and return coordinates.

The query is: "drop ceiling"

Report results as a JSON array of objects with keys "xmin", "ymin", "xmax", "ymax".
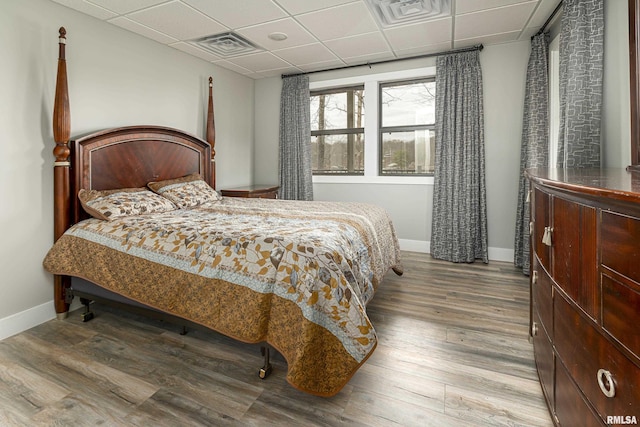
[{"xmin": 50, "ymin": 0, "xmax": 562, "ymax": 79}]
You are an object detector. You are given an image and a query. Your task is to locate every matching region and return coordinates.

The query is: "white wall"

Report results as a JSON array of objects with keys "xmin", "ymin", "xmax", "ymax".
[
  {"xmin": 0, "ymin": 0, "xmax": 254, "ymax": 337},
  {"xmin": 254, "ymin": 42, "xmax": 531, "ymax": 260}
]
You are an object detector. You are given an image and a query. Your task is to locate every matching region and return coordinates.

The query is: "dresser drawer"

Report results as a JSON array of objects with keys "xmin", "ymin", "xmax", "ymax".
[
  {"xmin": 532, "ymin": 256, "xmax": 553, "ymax": 340},
  {"xmin": 554, "ymin": 293, "xmax": 640, "ymax": 423},
  {"xmin": 601, "ymin": 211, "xmax": 640, "ymax": 283},
  {"xmin": 532, "ymin": 308, "xmax": 554, "ymax": 412},
  {"xmin": 533, "ymin": 187, "xmax": 551, "ymax": 271},
  {"xmin": 551, "ymin": 197, "xmax": 598, "ymax": 319},
  {"xmin": 555, "ymin": 360, "xmax": 604, "ymax": 427},
  {"xmin": 602, "ymin": 274, "xmax": 640, "ymax": 360}
]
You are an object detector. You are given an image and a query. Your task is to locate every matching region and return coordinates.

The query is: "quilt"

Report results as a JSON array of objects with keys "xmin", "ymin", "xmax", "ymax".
[{"xmin": 43, "ymin": 197, "xmax": 402, "ymax": 396}]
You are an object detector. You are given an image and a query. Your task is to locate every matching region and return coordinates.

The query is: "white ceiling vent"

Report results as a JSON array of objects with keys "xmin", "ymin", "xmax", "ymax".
[
  {"xmin": 366, "ymin": 0, "xmax": 451, "ymax": 27},
  {"xmin": 191, "ymin": 32, "xmax": 262, "ymax": 58}
]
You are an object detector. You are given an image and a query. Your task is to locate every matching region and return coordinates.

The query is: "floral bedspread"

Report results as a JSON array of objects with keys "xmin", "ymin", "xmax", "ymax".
[{"xmin": 43, "ymin": 197, "xmax": 402, "ymax": 396}]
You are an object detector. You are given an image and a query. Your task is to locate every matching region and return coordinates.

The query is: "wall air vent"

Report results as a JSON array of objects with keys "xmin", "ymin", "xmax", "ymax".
[
  {"xmin": 191, "ymin": 32, "xmax": 262, "ymax": 58},
  {"xmin": 366, "ymin": 0, "xmax": 451, "ymax": 27}
]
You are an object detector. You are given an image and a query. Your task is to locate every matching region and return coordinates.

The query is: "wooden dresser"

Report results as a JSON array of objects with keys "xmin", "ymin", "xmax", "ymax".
[
  {"xmin": 220, "ymin": 184, "xmax": 279, "ymax": 199},
  {"xmin": 526, "ymin": 168, "xmax": 640, "ymax": 426}
]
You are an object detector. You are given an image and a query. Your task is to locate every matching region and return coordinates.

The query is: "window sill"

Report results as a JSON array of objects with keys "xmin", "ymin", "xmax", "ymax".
[{"xmin": 313, "ymin": 175, "xmax": 434, "ymax": 185}]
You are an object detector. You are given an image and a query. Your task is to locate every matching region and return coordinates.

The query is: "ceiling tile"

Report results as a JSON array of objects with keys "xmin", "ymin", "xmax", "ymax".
[
  {"xmin": 273, "ymin": 0, "xmax": 357, "ymax": 16},
  {"xmin": 384, "ymin": 18, "xmax": 452, "ymax": 51},
  {"xmin": 50, "ymin": 0, "xmax": 117, "ymax": 20},
  {"xmin": 296, "ymin": 2, "xmax": 379, "ymax": 41},
  {"xmin": 87, "ymin": 0, "xmax": 168, "ymax": 15},
  {"xmin": 324, "ymin": 32, "xmax": 391, "ymax": 58},
  {"xmin": 393, "ymin": 41, "xmax": 453, "ymax": 58},
  {"xmin": 297, "ymin": 59, "xmax": 347, "ymax": 72},
  {"xmin": 212, "ymin": 60, "xmax": 254, "ymax": 75},
  {"xmin": 454, "ymin": 2, "xmax": 537, "ymax": 40},
  {"xmin": 227, "ymin": 51, "xmax": 293, "ymax": 72},
  {"xmin": 456, "ymin": 0, "xmax": 533, "ymax": 15},
  {"xmin": 253, "ymin": 66, "xmax": 303, "ymax": 78},
  {"xmin": 237, "ymin": 18, "xmax": 317, "ymax": 50},
  {"xmin": 183, "ymin": 0, "xmax": 287, "ymax": 29},
  {"xmin": 108, "ymin": 16, "xmax": 178, "ymax": 44},
  {"xmin": 454, "ymin": 30, "xmax": 521, "ymax": 48},
  {"xmin": 341, "ymin": 51, "xmax": 397, "ymax": 65},
  {"xmin": 273, "ymin": 43, "xmax": 339, "ymax": 66},
  {"xmin": 126, "ymin": 1, "xmax": 228, "ymax": 41},
  {"xmin": 169, "ymin": 41, "xmax": 221, "ymax": 61}
]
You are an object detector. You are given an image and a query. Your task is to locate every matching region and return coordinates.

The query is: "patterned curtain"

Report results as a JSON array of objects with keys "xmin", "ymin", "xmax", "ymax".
[
  {"xmin": 514, "ymin": 33, "xmax": 550, "ymax": 274},
  {"xmin": 556, "ymin": 0, "xmax": 604, "ymax": 168},
  {"xmin": 431, "ymin": 50, "xmax": 488, "ymax": 264},
  {"xmin": 279, "ymin": 75, "xmax": 313, "ymax": 201}
]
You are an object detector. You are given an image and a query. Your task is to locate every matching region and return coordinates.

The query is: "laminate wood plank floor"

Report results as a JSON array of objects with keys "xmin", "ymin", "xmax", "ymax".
[{"xmin": 0, "ymin": 252, "xmax": 552, "ymax": 426}]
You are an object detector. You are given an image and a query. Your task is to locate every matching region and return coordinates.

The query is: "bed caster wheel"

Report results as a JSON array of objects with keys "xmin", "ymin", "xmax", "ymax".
[
  {"xmin": 259, "ymin": 345, "xmax": 272, "ymax": 379},
  {"xmin": 259, "ymin": 365, "xmax": 272, "ymax": 379},
  {"xmin": 81, "ymin": 311, "xmax": 94, "ymax": 322},
  {"xmin": 80, "ymin": 298, "xmax": 94, "ymax": 322}
]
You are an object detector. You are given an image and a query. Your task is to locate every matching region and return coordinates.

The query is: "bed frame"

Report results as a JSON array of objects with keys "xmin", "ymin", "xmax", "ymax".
[
  {"xmin": 51, "ymin": 27, "xmax": 218, "ymax": 321},
  {"xmin": 51, "ymin": 27, "xmax": 275, "ymax": 377}
]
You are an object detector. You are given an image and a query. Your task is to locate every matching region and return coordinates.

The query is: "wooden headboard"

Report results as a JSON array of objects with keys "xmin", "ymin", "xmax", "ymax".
[
  {"xmin": 71, "ymin": 126, "xmax": 212, "ymax": 223},
  {"xmin": 51, "ymin": 27, "xmax": 216, "ymax": 316}
]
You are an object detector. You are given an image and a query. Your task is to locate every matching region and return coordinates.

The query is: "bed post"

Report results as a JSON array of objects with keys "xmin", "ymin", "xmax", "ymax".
[
  {"xmin": 207, "ymin": 76, "xmax": 216, "ymax": 189},
  {"xmin": 52, "ymin": 27, "xmax": 72, "ymax": 319}
]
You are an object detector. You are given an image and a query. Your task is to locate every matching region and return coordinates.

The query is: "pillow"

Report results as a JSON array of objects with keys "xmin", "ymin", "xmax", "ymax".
[
  {"xmin": 147, "ymin": 173, "xmax": 221, "ymax": 208},
  {"xmin": 78, "ymin": 187, "xmax": 178, "ymax": 221}
]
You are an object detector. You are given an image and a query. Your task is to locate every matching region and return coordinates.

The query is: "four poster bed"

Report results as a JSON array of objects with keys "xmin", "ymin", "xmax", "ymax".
[{"xmin": 42, "ymin": 28, "xmax": 403, "ymax": 397}]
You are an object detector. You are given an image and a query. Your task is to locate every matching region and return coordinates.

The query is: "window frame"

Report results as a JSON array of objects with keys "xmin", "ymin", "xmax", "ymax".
[
  {"xmin": 310, "ymin": 67, "xmax": 436, "ymax": 185},
  {"xmin": 310, "ymin": 85, "xmax": 365, "ymax": 175},
  {"xmin": 378, "ymin": 77, "xmax": 436, "ymax": 177}
]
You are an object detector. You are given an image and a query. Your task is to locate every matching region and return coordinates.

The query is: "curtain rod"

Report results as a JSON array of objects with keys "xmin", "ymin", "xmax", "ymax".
[
  {"xmin": 282, "ymin": 44, "xmax": 484, "ymax": 79},
  {"xmin": 532, "ymin": 0, "xmax": 563, "ymax": 39}
]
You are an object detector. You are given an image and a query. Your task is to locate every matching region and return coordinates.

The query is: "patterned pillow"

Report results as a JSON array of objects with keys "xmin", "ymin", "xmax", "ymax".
[
  {"xmin": 78, "ymin": 187, "xmax": 178, "ymax": 221},
  {"xmin": 147, "ymin": 173, "xmax": 221, "ymax": 208}
]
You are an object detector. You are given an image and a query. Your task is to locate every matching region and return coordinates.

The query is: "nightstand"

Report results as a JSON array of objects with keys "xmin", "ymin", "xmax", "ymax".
[{"xmin": 220, "ymin": 184, "xmax": 279, "ymax": 199}]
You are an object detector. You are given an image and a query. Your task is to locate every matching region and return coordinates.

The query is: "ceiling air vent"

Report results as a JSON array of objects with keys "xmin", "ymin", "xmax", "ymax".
[
  {"xmin": 191, "ymin": 32, "xmax": 262, "ymax": 58},
  {"xmin": 366, "ymin": 0, "xmax": 451, "ymax": 27}
]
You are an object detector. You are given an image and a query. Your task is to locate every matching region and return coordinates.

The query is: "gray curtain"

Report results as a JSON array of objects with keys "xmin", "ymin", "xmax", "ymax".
[
  {"xmin": 431, "ymin": 50, "xmax": 488, "ymax": 264},
  {"xmin": 514, "ymin": 33, "xmax": 550, "ymax": 274},
  {"xmin": 279, "ymin": 75, "xmax": 313, "ymax": 200},
  {"xmin": 557, "ymin": 0, "xmax": 604, "ymax": 168}
]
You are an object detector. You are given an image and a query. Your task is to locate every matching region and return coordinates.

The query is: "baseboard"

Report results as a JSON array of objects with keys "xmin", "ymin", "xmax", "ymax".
[
  {"xmin": 398, "ymin": 239, "xmax": 430, "ymax": 253},
  {"xmin": 0, "ymin": 301, "xmax": 56, "ymax": 341},
  {"xmin": 398, "ymin": 239, "xmax": 514, "ymax": 263},
  {"xmin": 488, "ymin": 247, "xmax": 515, "ymax": 263}
]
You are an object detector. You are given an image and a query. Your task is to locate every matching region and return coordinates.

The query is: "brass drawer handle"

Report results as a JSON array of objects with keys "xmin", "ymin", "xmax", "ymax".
[
  {"xmin": 597, "ymin": 369, "xmax": 616, "ymax": 398},
  {"xmin": 542, "ymin": 227, "xmax": 553, "ymax": 246}
]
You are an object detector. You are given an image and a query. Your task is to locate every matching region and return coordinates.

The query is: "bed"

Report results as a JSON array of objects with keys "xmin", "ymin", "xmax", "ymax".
[{"xmin": 43, "ymin": 28, "xmax": 403, "ymax": 397}]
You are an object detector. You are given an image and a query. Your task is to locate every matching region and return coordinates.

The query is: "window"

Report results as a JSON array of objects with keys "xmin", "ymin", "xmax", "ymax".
[
  {"xmin": 380, "ymin": 78, "xmax": 435, "ymax": 175},
  {"xmin": 309, "ymin": 66, "xmax": 436, "ymax": 183},
  {"xmin": 310, "ymin": 86, "xmax": 365, "ymax": 175}
]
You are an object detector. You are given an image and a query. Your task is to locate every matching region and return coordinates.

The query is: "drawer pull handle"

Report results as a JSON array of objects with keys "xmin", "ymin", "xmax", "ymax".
[
  {"xmin": 532, "ymin": 270, "xmax": 538, "ymax": 285},
  {"xmin": 597, "ymin": 369, "xmax": 616, "ymax": 398},
  {"xmin": 531, "ymin": 322, "xmax": 538, "ymax": 337},
  {"xmin": 542, "ymin": 227, "xmax": 553, "ymax": 246}
]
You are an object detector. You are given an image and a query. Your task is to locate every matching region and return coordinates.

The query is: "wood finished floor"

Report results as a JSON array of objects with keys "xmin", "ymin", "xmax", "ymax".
[{"xmin": 0, "ymin": 252, "xmax": 552, "ymax": 426}]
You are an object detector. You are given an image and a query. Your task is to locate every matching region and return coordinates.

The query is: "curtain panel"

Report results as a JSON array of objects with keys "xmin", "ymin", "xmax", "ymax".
[
  {"xmin": 431, "ymin": 50, "xmax": 488, "ymax": 264},
  {"xmin": 279, "ymin": 75, "xmax": 313, "ymax": 201},
  {"xmin": 514, "ymin": 33, "xmax": 550, "ymax": 274},
  {"xmin": 556, "ymin": 0, "xmax": 604, "ymax": 168}
]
